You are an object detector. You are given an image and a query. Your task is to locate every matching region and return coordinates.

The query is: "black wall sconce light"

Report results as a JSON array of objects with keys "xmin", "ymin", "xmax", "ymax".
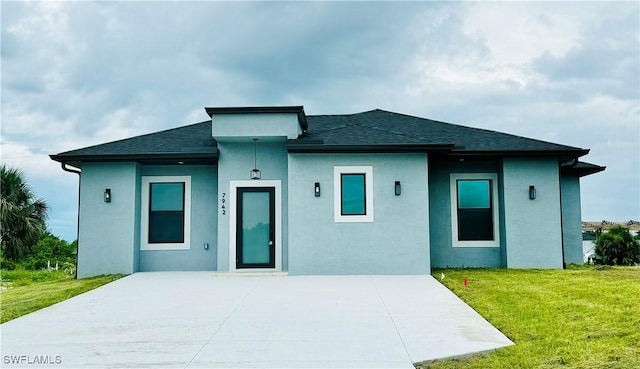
[
  {"xmin": 529, "ymin": 185, "xmax": 536, "ymax": 200},
  {"xmin": 395, "ymin": 181, "xmax": 402, "ymax": 196},
  {"xmin": 314, "ymin": 182, "xmax": 321, "ymax": 197},
  {"xmin": 104, "ymin": 188, "xmax": 111, "ymax": 203}
]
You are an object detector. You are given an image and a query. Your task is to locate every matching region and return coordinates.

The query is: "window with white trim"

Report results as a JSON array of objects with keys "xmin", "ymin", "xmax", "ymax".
[
  {"xmin": 334, "ymin": 166, "xmax": 374, "ymax": 222},
  {"xmin": 141, "ymin": 176, "xmax": 191, "ymax": 250},
  {"xmin": 450, "ymin": 173, "xmax": 499, "ymax": 247},
  {"xmin": 149, "ymin": 182, "xmax": 184, "ymax": 243}
]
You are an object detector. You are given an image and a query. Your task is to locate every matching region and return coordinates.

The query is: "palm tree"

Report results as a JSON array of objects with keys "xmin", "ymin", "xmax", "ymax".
[{"xmin": 1, "ymin": 165, "xmax": 48, "ymax": 260}]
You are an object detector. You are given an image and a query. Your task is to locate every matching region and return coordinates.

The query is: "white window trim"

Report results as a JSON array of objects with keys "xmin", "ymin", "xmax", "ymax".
[
  {"xmin": 141, "ymin": 176, "xmax": 191, "ymax": 251},
  {"xmin": 450, "ymin": 173, "xmax": 500, "ymax": 248},
  {"xmin": 229, "ymin": 180, "xmax": 282, "ymax": 272},
  {"xmin": 334, "ymin": 166, "xmax": 374, "ymax": 223}
]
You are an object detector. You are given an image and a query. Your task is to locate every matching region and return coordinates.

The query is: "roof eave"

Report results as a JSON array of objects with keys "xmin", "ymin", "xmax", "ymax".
[
  {"xmin": 205, "ymin": 105, "xmax": 308, "ymax": 131},
  {"xmin": 447, "ymin": 148, "xmax": 590, "ymax": 159},
  {"xmin": 287, "ymin": 142, "xmax": 589, "ymax": 157},
  {"xmin": 50, "ymin": 152, "xmax": 218, "ymax": 168},
  {"xmin": 561, "ymin": 162, "xmax": 606, "ymax": 177},
  {"xmin": 287, "ymin": 141, "xmax": 455, "ymax": 153}
]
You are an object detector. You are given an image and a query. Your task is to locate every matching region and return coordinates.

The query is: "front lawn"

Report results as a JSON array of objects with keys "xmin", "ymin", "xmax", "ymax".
[
  {"xmin": 419, "ymin": 266, "xmax": 640, "ymax": 369},
  {"xmin": 0, "ymin": 269, "xmax": 123, "ymax": 323}
]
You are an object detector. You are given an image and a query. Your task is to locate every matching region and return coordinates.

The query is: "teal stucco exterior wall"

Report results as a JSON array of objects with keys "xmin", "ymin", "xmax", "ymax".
[
  {"xmin": 429, "ymin": 158, "xmax": 566, "ymax": 269},
  {"xmin": 429, "ymin": 159, "xmax": 503, "ymax": 268},
  {"xmin": 139, "ymin": 165, "xmax": 218, "ymax": 272},
  {"xmin": 560, "ymin": 174, "xmax": 583, "ymax": 265},
  {"xmin": 212, "ymin": 113, "xmax": 301, "ymax": 140},
  {"xmin": 503, "ymin": 158, "xmax": 563, "ymax": 268},
  {"xmin": 75, "ymin": 149, "xmax": 572, "ymax": 276},
  {"xmin": 76, "ymin": 163, "xmax": 218, "ymax": 277},
  {"xmin": 287, "ymin": 153, "xmax": 430, "ymax": 275},
  {"xmin": 77, "ymin": 162, "xmax": 140, "ymax": 278},
  {"xmin": 215, "ymin": 141, "xmax": 289, "ymax": 272}
]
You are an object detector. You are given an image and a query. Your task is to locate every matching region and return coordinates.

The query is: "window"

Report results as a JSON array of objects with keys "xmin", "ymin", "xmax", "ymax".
[
  {"xmin": 141, "ymin": 176, "xmax": 191, "ymax": 250},
  {"xmin": 149, "ymin": 183, "xmax": 184, "ymax": 243},
  {"xmin": 450, "ymin": 173, "xmax": 499, "ymax": 247},
  {"xmin": 341, "ymin": 174, "xmax": 366, "ymax": 215},
  {"xmin": 334, "ymin": 166, "xmax": 373, "ymax": 222}
]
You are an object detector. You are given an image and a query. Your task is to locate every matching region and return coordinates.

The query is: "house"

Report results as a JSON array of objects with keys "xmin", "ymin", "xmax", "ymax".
[{"xmin": 50, "ymin": 107, "xmax": 605, "ymax": 278}]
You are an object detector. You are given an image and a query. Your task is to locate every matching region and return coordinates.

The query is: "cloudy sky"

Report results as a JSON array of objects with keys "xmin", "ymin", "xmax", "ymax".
[{"xmin": 2, "ymin": 1, "xmax": 639, "ymax": 241}]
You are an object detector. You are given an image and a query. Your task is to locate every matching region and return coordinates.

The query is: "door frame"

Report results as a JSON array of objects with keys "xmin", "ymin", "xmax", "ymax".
[
  {"xmin": 229, "ymin": 180, "xmax": 282, "ymax": 272},
  {"xmin": 235, "ymin": 186, "xmax": 275, "ymax": 269}
]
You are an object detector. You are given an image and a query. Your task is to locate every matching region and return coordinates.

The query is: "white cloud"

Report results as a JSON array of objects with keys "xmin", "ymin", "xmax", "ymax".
[
  {"xmin": 0, "ymin": 140, "xmax": 63, "ymax": 180},
  {"xmin": 462, "ymin": 2, "xmax": 582, "ymax": 64}
]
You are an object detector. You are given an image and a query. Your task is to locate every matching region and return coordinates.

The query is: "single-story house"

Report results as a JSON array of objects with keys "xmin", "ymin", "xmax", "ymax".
[{"xmin": 51, "ymin": 106, "xmax": 605, "ymax": 278}]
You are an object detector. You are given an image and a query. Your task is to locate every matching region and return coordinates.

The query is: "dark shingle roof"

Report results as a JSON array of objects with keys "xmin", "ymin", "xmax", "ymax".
[
  {"xmin": 291, "ymin": 109, "xmax": 588, "ymax": 156},
  {"xmin": 51, "ymin": 108, "xmax": 592, "ymax": 168},
  {"xmin": 50, "ymin": 121, "xmax": 216, "ymax": 167}
]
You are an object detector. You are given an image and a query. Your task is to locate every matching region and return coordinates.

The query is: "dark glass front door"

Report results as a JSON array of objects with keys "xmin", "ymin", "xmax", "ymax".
[{"xmin": 236, "ymin": 187, "xmax": 275, "ymax": 268}]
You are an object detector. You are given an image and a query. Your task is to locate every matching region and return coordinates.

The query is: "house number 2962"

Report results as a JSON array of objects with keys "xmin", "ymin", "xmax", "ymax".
[{"xmin": 221, "ymin": 193, "xmax": 226, "ymax": 215}]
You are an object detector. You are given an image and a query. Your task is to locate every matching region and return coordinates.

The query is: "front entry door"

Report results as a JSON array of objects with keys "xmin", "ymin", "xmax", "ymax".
[{"xmin": 236, "ymin": 187, "xmax": 275, "ymax": 269}]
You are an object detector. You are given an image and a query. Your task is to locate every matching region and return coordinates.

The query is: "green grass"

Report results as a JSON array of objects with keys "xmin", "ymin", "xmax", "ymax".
[
  {"xmin": 0, "ymin": 269, "xmax": 123, "ymax": 323},
  {"xmin": 418, "ymin": 266, "xmax": 640, "ymax": 369}
]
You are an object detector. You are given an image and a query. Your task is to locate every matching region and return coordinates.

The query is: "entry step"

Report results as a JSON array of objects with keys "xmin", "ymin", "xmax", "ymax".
[{"xmin": 212, "ymin": 272, "xmax": 289, "ymax": 277}]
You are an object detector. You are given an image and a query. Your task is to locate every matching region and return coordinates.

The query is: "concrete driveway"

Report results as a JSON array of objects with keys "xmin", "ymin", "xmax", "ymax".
[{"xmin": 1, "ymin": 273, "xmax": 512, "ymax": 368}]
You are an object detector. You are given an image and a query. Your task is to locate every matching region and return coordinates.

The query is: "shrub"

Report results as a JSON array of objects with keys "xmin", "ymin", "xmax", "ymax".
[
  {"xmin": 19, "ymin": 234, "xmax": 76, "ymax": 270},
  {"xmin": 594, "ymin": 226, "xmax": 640, "ymax": 266},
  {"xmin": 0, "ymin": 257, "xmax": 19, "ymax": 270}
]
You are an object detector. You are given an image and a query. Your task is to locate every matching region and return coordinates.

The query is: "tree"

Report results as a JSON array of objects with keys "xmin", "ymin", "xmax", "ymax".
[
  {"xmin": 1, "ymin": 165, "xmax": 49, "ymax": 260},
  {"xmin": 594, "ymin": 225, "xmax": 640, "ymax": 266}
]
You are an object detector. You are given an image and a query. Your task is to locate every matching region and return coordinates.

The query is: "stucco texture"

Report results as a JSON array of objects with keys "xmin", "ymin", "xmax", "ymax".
[
  {"xmin": 288, "ymin": 153, "xmax": 430, "ymax": 275},
  {"xmin": 77, "ymin": 162, "xmax": 140, "ymax": 278},
  {"xmin": 139, "ymin": 165, "xmax": 218, "ymax": 272},
  {"xmin": 429, "ymin": 159, "xmax": 503, "ymax": 268},
  {"xmin": 503, "ymin": 158, "xmax": 563, "ymax": 268},
  {"xmin": 216, "ymin": 142, "xmax": 289, "ymax": 272}
]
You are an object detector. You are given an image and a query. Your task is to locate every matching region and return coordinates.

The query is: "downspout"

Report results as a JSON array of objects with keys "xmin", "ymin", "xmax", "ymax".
[
  {"xmin": 558, "ymin": 167, "xmax": 566, "ymax": 269},
  {"xmin": 61, "ymin": 163, "xmax": 81, "ymax": 279}
]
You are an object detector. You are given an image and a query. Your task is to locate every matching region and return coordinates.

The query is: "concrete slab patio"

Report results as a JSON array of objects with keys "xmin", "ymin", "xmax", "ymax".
[{"xmin": 1, "ymin": 273, "xmax": 513, "ymax": 368}]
